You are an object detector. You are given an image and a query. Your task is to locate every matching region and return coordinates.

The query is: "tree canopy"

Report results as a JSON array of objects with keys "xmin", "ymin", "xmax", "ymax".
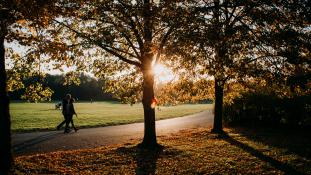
[
  {"xmin": 1, "ymin": 0, "xmax": 310, "ymax": 172},
  {"xmin": 38, "ymin": 0, "xmax": 193, "ymax": 148},
  {"xmin": 164, "ymin": 0, "xmax": 311, "ymax": 132},
  {"xmin": 1, "ymin": 0, "xmax": 60, "ymax": 172}
]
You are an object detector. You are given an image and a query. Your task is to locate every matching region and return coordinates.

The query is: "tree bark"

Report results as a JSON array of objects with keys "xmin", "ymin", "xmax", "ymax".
[
  {"xmin": 140, "ymin": 59, "xmax": 158, "ymax": 148},
  {"xmin": 211, "ymin": 0, "xmax": 224, "ymax": 133},
  {"xmin": 138, "ymin": 0, "xmax": 159, "ymax": 149},
  {"xmin": 212, "ymin": 78, "xmax": 224, "ymax": 133},
  {"xmin": 0, "ymin": 31, "xmax": 12, "ymax": 173}
]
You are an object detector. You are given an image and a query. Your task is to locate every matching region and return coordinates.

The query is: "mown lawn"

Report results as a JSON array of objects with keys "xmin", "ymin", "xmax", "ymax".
[
  {"xmin": 10, "ymin": 101, "xmax": 212, "ymax": 132},
  {"xmin": 12, "ymin": 127, "xmax": 311, "ymax": 174}
]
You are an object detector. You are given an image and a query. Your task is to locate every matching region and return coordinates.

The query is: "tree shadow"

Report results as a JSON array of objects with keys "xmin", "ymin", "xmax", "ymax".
[
  {"xmin": 12, "ymin": 132, "xmax": 63, "ymax": 155},
  {"xmin": 229, "ymin": 127, "xmax": 311, "ymax": 160},
  {"xmin": 116, "ymin": 145, "xmax": 183, "ymax": 175},
  {"xmin": 218, "ymin": 133, "xmax": 305, "ymax": 175}
]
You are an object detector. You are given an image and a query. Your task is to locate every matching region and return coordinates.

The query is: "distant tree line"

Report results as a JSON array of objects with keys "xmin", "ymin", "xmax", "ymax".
[{"xmin": 8, "ymin": 73, "xmax": 115, "ymax": 102}]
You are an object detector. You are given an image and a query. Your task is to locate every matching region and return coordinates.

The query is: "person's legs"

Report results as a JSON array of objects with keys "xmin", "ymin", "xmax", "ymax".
[
  {"xmin": 70, "ymin": 119, "xmax": 78, "ymax": 132},
  {"xmin": 64, "ymin": 115, "xmax": 72, "ymax": 133},
  {"xmin": 56, "ymin": 120, "xmax": 66, "ymax": 130}
]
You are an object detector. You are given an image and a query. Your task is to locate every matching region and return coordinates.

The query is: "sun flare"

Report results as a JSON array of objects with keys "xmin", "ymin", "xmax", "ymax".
[{"xmin": 153, "ymin": 63, "xmax": 174, "ymax": 83}]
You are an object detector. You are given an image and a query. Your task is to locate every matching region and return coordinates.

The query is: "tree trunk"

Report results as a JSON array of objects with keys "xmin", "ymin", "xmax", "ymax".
[
  {"xmin": 212, "ymin": 78, "xmax": 224, "ymax": 133},
  {"xmin": 0, "ymin": 32, "xmax": 12, "ymax": 173},
  {"xmin": 140, "ymin": 59, "xmax": 159, "ymax": 148},
  {"xmin": 211, "ymin": 0, "xmax": 224, "ymax": 133},
  {"xmin": 138, "ymin": 0, "xmax": 159, "ymax": 149}
]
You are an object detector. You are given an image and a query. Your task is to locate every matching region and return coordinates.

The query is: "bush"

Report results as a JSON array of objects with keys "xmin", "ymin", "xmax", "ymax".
[{"xmin": 223, "ymin": 92, "xmax": 311, "ymax": 127}]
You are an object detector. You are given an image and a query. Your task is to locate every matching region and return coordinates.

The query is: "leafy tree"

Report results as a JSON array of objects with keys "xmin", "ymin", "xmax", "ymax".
[
  {"xmin": 167, "ymin": 0, "xmax": 310, "ymax": 133},
  {"xmin": 20, "ymin": 82, "xmax": 53, "ymax": 102},
  {"xmin": 0, "ymin": 0, "xmax": 56, "ymax": 172},
  {"xmin": 156, "ymin": 78, "xmax": 214, "ymax": 105},
  {"xmin": 262, "ymin": 1, "xmax": 311, "ymax": 94},
  {"xmin": 167, "ymin": 0, "xmax": 258, "ymax": 132},
  {"xmin": 48, "ymin": 0, "xmax": 187, "ymax": 148}
]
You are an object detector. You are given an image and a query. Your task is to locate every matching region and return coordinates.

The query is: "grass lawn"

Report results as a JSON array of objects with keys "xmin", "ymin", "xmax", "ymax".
[
  {"xmin": 12, "ymin": 127, "xmax": 311, "ymax": 174},
  {"xmin": 10, "ymin": 101, "xmax": 212, "ymax": 132}
]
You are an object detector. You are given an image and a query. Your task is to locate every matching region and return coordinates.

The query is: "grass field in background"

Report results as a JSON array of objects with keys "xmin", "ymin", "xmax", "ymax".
[{"xmin": 10, "ymin": 101, "xmax": 212, "ymax": 132}]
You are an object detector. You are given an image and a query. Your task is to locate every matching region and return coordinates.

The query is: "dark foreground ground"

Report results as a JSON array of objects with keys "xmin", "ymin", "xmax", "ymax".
[{"xmin": 12, "ymin": 126, "xmax": 311, "ymax": 175}]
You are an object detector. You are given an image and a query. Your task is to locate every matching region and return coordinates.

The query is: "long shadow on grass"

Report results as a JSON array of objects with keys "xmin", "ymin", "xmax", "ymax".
[
  {"xmin": 230, "ymin": 127, "xmax": 311, "ymax": 160},
  {"xmin": 13, "ymin": 132, "xmax": 63, "ymax": 155},
  {"xmin": 116, "ymin": 145, "xmax": 183, "ymax": 175},
  {"xmin": 219, "ymin": 133, "xmax": 305, "ymax": 175}
]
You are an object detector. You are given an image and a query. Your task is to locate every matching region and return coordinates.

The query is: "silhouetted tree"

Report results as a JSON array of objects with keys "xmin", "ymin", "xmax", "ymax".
[
  {"xmin": 168, "ymin": 0, "xmax": 310, "ymax": 133},
  {"xmin": 0, "ymin": 0, "xmax": 56, "ymax": 172},
  {"xmin": 0, "ymin": 9, "xmax": 11, "ymax": 172},
  {"xmin": 47, "ymin": 0, "xmax": 187, "ymax": 148}
]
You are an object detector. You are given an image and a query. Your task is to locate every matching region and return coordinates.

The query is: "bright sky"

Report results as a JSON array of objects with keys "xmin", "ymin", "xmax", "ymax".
[
  {"xmin": 5, "ymin": 41, "xmax": 76, "ymax": 75},
  {"xmin": 7, "ymin": 40, "xmax": 176, "ymax": 84},
  {"xmin": 153, "ymin": 63, "xmax": 176, "ymax": 83}
]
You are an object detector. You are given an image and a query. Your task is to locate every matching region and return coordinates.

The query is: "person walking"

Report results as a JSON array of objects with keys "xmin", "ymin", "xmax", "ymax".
[{"xmin": 57, "ymin": 94, "xmax": 78, "ymax": 133}]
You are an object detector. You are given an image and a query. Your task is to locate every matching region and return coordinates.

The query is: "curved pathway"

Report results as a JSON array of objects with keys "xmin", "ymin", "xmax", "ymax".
[{"xmin": 12, "ymin": 110, "xmax": 213, "ymax": 155}]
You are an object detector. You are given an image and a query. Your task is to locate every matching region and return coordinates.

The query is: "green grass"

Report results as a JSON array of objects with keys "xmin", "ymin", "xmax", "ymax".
[{"xmin": 10, "ymin": 101, "xmax": 212, "ymax": 132}]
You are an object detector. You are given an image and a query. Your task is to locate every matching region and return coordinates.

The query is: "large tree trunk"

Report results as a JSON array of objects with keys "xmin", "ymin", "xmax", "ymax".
[
  {"xmin": 211, "ymin": 0, "xmax": 224, "ymax": 133},
  {"xmin": 212, "ymin": 78, "xmax": 224, "ymax": 133},
  {"xmin": 138, "ymin": 0, "xmax": 159, "ymax": 149},
  {"xmin": 140, "ymin": 58, "xmax": 159, "ymax": 148},
  {"xmin": 0, "ymin": 31, "xmax": 12, "ymax": 173}
]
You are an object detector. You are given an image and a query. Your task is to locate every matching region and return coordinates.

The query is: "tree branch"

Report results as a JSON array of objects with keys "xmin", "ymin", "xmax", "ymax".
[
  {"xmin": 155, "ymin": 26, "xmax": 174, "ymax": 64},
  {"xmin": 97, "ymin": 42, "xmax": 141, "ymax": 67},
  {"xmin": 53, "ymin": 19, "xmax": 141, "ymax": 67},
  {"xmin": 106, "ymin": 20, "xmax": 141, "ymax": 58},
  {"xmin": 115, "ymin": 0, "xmax": 144, "ymax": 50}
]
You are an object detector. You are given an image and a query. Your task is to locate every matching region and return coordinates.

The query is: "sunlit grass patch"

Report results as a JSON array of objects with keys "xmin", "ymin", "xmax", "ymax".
[
  {"xmin": 11, "ymin": 102, "xmax": 212, "ymax": 132},
  {"xmin": 13, "ymin": 127, "xmax": 311, "ymax": 174}
]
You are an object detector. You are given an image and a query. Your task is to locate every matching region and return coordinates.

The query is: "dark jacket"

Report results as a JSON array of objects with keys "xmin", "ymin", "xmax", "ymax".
[{"xmin": 62, "ymin": 98, "xmax": 76, "ymax": 115}]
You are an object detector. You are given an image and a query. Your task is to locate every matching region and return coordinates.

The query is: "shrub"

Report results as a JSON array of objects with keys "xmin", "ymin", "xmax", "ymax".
[{"xmin": 223, "ymin": 92, "xmax": 311, "ymax": 127}]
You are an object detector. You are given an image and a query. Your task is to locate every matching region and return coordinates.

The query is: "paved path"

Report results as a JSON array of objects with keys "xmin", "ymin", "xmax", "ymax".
[{"xmin": 12, "ymin": 110, "xmax": 213, "ymax": 155}]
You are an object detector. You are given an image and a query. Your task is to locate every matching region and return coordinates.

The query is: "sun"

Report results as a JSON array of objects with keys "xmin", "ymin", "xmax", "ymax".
[{"xmin": 153, "ymin": 63, "xmax": 175, "ymax": 83}]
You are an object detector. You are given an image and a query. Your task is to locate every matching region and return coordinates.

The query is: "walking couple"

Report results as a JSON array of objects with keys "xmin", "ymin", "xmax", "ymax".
[{"xmin": 57, "ymin": 94, "xmax": 79, "ymax": 133}]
